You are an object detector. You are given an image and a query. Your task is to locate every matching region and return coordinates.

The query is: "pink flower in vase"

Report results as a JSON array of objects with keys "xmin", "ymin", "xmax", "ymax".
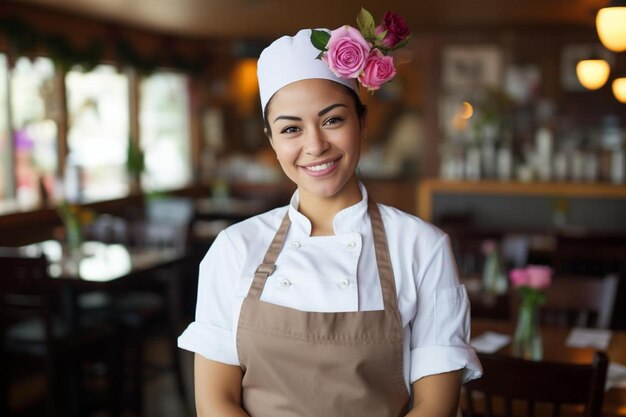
[
  {"xmin": 509, "ymin": 268, "xmax": 530, "ymax": 288},
  {"xmin": 525, "ymin": 265, "xmax": 553, "ymax": 289},
  {"xmin": 509, "ymin": 265, "xmax": 553, "ymax": 290}
]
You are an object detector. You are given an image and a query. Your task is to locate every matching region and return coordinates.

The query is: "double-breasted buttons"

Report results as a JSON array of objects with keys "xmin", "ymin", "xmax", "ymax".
[
  {"xmin": 280, "ymin": 279, "xmax": 292, "ymax": 288},
  {"xmin": 346, "ymin": 241, "xmax": 357, "ymax": 249},
  {"xmin": 338, "ymin": 278, "xmax": 350, "ymax": 288},
  {"xmin": 290, "ymin": 241, "xmax": 301, "ymax": 249}
]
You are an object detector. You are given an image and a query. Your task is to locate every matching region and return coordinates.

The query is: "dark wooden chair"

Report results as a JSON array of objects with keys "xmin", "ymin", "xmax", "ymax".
[
  {"xmin": 0, "ymin": 253, "xmax": 122, "ymax": 417},
  {"xmin": 79, "ymin": 220, "xmax": 190, "ymax": 415},
  {"xmin": 542, "ymin": 275, "xmax": 618, "ymax": 329},
  {"xmin": 463, "ymin": 352, "xmax": 609, "ymax": 417},
  {"xmin": 509, "ymin": 274, "xmax": 619, "ymax": 329}
]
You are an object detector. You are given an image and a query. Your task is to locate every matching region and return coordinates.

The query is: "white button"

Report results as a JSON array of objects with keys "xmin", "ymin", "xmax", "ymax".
[
  {"xmin": 338, "ymin": 278, "xmax": 350, "ymax": 288},
  {"xmin": 280, "ymin": 279, "xmax": 291, "ymax": 288},
  {"xmin": 346, "ymin": 241, "xmax": 356, "ymax": 249},
  {"xmin": 291, "ymin": 241, "xmax": 301, "ymax": 248}
]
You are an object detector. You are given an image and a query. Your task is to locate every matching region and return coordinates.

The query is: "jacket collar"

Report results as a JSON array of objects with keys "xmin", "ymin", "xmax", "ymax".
[{"xmin": 287, "ymin": 182, "xmax": 369, "ymax": 236}]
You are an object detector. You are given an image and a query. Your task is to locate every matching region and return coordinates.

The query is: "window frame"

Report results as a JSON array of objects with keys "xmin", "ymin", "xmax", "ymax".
[{"xmin": 0, "ymin": 52, "xmax": 200, "ymax": 219}]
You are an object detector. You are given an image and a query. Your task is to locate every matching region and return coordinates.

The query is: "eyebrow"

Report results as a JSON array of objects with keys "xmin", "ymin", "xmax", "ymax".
[
  {"xmin": 318, "ymin": 103, "xmax": 347, "ymax": 116},
  {"xmin": 272, "ymin": 103, "xmax": 348, "ymax": 123}
]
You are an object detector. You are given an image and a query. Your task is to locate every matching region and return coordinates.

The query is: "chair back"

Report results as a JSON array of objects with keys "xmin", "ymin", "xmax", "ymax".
[
  {"xmin": 0, "ymin": 253, "xmax": 56, "ymax": 414},
  {"xmin": 133, "ymin": 221, "xmax": 188, "ymax": 252},
  {"xmin": 542, "ymin": 275, "xmax": 618, "ymax": 329},
  {"xmin": 0, "ymin": 253, "xmax": 52, "ymax": 328},
  {"xmin": 464, "ymin": 352, "xmax": 608, "ymax": 417},
  {"xmin": 85, "ymin": 213, "xmax": 129, "ymax": 243}
]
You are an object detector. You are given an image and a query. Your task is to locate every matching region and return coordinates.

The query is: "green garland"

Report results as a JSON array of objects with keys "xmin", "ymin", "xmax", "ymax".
[{"xmin": 0, "ymin": 17, "xmax": 205, "ymax": 74}]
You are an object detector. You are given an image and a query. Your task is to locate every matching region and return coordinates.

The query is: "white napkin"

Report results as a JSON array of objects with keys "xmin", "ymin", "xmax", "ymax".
[
  {"xmin": 606, "ymin": 362, "xmax": 626, "ymax": 391},
  {"xmin": 565, "ymin": 327, "xmax": 612, "ymax": 350},
  {"xmin": 470, "ymin": 331, "xmax": 511, "ymax": 353}
]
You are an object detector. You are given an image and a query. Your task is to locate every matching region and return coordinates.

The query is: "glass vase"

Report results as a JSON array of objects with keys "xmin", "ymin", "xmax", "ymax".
[{"xmin": 512, "ymin": 303, "xmax": 543, "ymax": 361}]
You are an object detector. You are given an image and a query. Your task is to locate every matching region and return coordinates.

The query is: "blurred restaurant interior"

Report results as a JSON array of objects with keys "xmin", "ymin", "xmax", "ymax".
[{"xmin": 1, "ymin": 0, "xmax": 626, "ymax": 416}]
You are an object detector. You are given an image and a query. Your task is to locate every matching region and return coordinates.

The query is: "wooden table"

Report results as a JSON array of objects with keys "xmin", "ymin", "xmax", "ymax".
[
  {"xmin": 3, "ymin": 240, "xmax": 189, "ymax": 413},
  {"xmin": 472, "ymin": 319, "xmax": 626, "ymax": 416},
  {"xmin": 9, "ymin": 240, "xmax": 187, "ymax": 328}
]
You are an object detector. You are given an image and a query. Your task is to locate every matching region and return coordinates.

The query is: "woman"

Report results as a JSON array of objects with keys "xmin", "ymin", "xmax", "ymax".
[{"xmin": 179, "ymin": 19, "xmax": 482, "ymax": 417}]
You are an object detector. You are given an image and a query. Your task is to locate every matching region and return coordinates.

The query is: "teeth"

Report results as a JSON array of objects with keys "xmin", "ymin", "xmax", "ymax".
[{"xmin": 306, "ymin": 161, "xmax": 335, "ymax": 172}]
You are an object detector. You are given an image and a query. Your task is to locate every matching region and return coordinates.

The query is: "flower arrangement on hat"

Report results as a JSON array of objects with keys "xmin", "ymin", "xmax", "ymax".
[
  {"xmin": 310, "ymin": 8, "xmax": 411, "ymax": 92},
  {"xmin": 508, "ymin": 265, "xmax": 553, "ymax": 360}
]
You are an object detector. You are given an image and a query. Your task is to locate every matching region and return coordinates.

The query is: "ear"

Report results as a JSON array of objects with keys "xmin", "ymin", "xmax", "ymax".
[
  {"xmin": 360, "ymin": 114, "xmax": 368, "ymax": 139},
  {"xmin": 265, "ymin": 128, "xmax": 275, "ymax": 149}
]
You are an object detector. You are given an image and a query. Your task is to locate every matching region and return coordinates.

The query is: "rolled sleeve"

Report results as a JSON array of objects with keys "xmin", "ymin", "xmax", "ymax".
[
  {"xmin": 410, "ymin": 345, "xmax": 482, "ymax": 384},
  {"xmin": 178, "ymin": 321, "xmax": 239, "ymax": 365},
  {"xmin": 410, "ymin": 234, "xmax": 483, "ymax": 384},
  {"xmin": 177, "ymin": 230, "xmax": 242, "ymax": 366}
]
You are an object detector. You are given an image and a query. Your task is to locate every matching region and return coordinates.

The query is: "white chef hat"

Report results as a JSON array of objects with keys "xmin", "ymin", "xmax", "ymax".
[{"xmin": 257, "ymin": 28, "xmax": 358, "ymax": 113}]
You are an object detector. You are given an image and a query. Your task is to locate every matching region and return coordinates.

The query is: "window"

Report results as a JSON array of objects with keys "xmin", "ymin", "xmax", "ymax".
[
  {"xmin": 0, "ymin": 57, "xmax": 196, "ymax": 215},
  {"xmin": 139, "ymin": 72, "xmax": 191, "ymax": 191},
  {"xmin": 66, "ymin": 64, "xmax": 129, "ymax": 201},
  {"xmin": 10, "ymin": 56, "xmax": 59, "ymax": 208}
]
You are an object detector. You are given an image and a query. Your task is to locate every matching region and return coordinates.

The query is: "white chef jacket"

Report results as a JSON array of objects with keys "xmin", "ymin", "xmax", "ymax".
[{"xmin": 178, "ymin": 183, "xmax": 482, "ymax": 389}]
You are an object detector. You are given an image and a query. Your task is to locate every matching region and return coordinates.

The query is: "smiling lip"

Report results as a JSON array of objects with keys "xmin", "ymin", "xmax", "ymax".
[{"xmin": 300, "ymin": 157, "xmax": 341, "ymax": 177}]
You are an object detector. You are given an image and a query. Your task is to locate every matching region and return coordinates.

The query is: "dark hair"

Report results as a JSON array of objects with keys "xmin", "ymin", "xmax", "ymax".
[{"xmin": 263, "ymin": 82, "xmax": 367, "ymax": 138}]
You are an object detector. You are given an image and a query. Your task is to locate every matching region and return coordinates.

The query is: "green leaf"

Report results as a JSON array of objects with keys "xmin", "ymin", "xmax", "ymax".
[
  {"xmin": 375, "ymin": 29, "xmax": 388, "ymax": 43},
  {"xmin": 374, "ymin": 29, "xmax": 388, "ymax": 49},
  {"xmin": 388, "ymin": 35, "xmax": 412, "ymax": 51},
  {"xmin": 310, "ymin": 30, "xmax": 330, "ymax": 51},
  {"xmin": 357, "ymin": 7, "xmax": 376, "ymax": 39}
]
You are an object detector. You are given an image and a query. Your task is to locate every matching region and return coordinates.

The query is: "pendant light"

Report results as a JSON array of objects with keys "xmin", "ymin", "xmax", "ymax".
[
  {"xmin": 596, "ymin": 0, "xmax": 626, "ymax": 52},
  {"xmin": 613, "ymin": 77, "xmax": 626, "ymax": 102},
  {"xmin": 576, "ymin": 59, "xmax": 611, "ymax": 89}
]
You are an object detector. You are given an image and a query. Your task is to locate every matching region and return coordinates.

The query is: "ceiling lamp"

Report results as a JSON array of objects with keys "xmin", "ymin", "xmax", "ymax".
[
  {"xmin": 596, "ymin": 0, "xmax": 626, "ymax": 52},
  {"xmin": 576, "ymin": 59, "xmax": 611, "ymax": 89},
  {"xmin": 613, "ymin": 77, "xmax": 626, "ymax": 102}
]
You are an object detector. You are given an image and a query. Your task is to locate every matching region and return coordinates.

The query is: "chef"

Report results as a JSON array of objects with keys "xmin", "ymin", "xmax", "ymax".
[{"xmin": 179, "ymin": 25, "xmax": 482, "ymax": 417}]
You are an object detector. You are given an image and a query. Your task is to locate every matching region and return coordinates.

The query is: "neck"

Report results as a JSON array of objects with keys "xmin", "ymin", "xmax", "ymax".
[{"xmin": 297, "ymin": 177, "xmax": 362, "ymax": 236}]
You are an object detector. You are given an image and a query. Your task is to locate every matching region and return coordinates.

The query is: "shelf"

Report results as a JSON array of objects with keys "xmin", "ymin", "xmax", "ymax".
[{"xmin": 417, "ymin": 178, "xmax": 626, "ymax": 222}]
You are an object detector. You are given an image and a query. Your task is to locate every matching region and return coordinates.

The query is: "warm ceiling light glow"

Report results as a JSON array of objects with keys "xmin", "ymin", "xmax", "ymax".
[
  {"xmin": 576, "ymin": 59, "xmax": 610, "ymax": 90},
  {"xmin": 596, "ymin": 1, "xmax": 626, "ymax": 52},
  {"xmin": 461, "ymin": 102, "xmax": 474, "ymax": 119},
  {"xmin": 612, "ymin": 77, "xmax": 626, "ymax": 102}
]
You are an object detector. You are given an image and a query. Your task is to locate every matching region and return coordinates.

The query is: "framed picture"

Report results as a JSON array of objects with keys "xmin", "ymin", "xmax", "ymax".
[
  {"xmin": 442, "ymin": 45, "xmax": 503, "ymax": 91},
  {"xmin": 560, "ymin": 43, "xmax": 614, "ymax": 92}
]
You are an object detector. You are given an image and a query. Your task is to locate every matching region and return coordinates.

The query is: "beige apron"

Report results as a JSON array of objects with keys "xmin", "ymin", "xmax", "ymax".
[{"xmin": 236, "ymin": 199, "xmax": 410, "ymax": 417}]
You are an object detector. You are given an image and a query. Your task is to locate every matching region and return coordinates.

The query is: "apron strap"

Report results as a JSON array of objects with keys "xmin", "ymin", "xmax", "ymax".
[
  {"xmin": 367, "ymin": 199, "xmax": 400, "ymax": 313},
  {"xmin": 247, "ymin": 210, "xmax": 291, "ymax": 299}
]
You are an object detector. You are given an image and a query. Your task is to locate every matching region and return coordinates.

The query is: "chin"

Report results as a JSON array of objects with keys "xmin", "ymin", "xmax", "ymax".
[{"xmin": 296, "ymin": 176, "xmax": 357, "ymax": 200}]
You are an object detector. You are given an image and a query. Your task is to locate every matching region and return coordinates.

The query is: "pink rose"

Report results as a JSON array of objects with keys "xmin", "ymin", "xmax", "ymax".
[
  {"xmin": 376, "ymin": 11, "xmax": 410, "ymax": 49},
  {"xmin": 509, "ymin": 268, "xmax": 529, "ymax": 288},
  {"xmin": 525, "ymin": 265, "xmax": 553, "ymax": 289},
  {"xmin": 322, "ymin": 25, "xmax": 371, "ymax": 79},
  {"xmin": 358, "ymin": 49, "xmax": 397, "ymax": 91}
]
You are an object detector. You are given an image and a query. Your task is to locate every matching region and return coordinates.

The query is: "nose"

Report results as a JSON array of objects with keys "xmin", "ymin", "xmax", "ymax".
[{"xmin": 304, "ymin": 128, "xmax": 329, "ymax": 156}]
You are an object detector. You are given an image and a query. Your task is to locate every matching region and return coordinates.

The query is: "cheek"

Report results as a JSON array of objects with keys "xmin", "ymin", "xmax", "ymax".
[{"xmin": 273, "ymin": 142, "xmax": 299, "ymax": 164}]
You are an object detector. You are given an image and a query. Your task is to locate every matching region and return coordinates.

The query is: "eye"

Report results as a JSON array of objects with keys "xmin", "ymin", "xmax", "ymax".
[
  {"xmin": 323, "ymin": 116, "xmax": 344, "ymax": 126},
  {"xmin": 280, "ymin": 126, "xmax": 301, "ymax": 134}
]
